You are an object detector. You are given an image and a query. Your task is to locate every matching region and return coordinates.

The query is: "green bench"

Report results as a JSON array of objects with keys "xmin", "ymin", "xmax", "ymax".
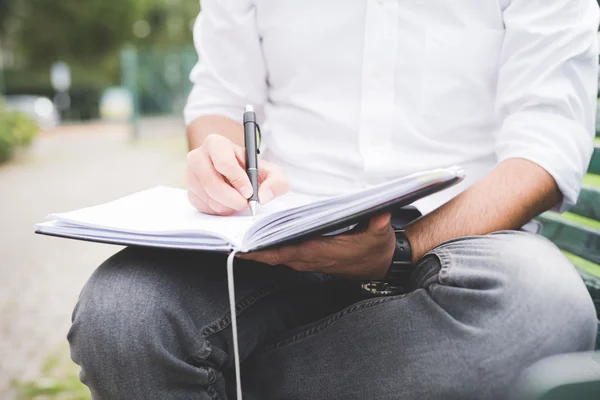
[
  {"xmin": 536, "ymin": 140, "xmax": 600, "ymax": 349},
  {"xmin": 517, "ymin": 136, "xmax": 600, "ymax": 399}
]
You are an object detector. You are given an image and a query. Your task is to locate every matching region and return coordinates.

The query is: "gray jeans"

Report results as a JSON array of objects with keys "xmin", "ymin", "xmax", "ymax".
[{"xmin": 68, "ymin": 231, "xmax": 597, "ymax": 399}]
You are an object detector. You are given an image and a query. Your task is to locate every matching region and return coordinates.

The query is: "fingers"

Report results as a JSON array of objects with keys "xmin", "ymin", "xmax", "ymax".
[
  {"xmin": 186, "ymin": 168, "xmax": 236, "ymax": 215},
  {"xmin": 368, "ymin": 213, "xmax": 392, "ymax": 233},
  {"xmin": 197, "ymin": 156, "xmax": 249, "ymax": 211},
  {"xmin": 186, "ymin": 135, "xmax": 251, "ymax": 215},
  {"xmin": 187, "ymin": 189, "xmax": 212, "ymax": 214},
  {"xmin": 239, "ymin": 215, "xmax": 395, "ymax": 279},
  {"xmin": 238, "ymin": 248, "xmax": 283, "ymax": 265},
  {"xmin": 257, "ymin": 160, "xmax": 290, "ymax": 204},
  {"xmin": 209, "ymin": 141, "xmax": 253, "ymax": 199},
  {"xmin": 186, "ymin": 134, "xmax": 289, "ymax": 215},
  {"xmin": 238, "ymin": 240, "xmax": 327, "ymax": 271}
]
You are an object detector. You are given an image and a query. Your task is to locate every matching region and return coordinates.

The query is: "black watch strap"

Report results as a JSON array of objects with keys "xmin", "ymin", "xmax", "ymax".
[
  {"xmin": 387, "ymin": 230, "xmax": 413, "ymax": 284},
  {"xmin": 361, "ymin": 230, "xmax": 414, "ymax": 296}
]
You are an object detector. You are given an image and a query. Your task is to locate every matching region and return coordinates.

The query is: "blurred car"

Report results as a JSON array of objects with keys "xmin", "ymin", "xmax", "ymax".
[
  {"xmin": 99, "ymin": 87, "xmax": 134, "ymax": 121},
  {"xmin": 3, "ymin": 95, "xmax": 60, "ymax": 130}
]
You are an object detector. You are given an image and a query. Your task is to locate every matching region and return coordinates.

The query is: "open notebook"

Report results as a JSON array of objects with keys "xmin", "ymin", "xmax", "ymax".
[{"xmin": 36, "ymin": 166, "xmax": 465, "ymax": 252}]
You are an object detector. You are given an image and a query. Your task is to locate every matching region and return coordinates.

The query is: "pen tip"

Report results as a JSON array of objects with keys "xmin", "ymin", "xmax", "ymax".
[
  {"xmin": 245, "ymin": 105, "xmax": 254, "ymax": 113},
  {"xmin": 249, "ymin": 201, "xmax": 258, "ymax": 216}
]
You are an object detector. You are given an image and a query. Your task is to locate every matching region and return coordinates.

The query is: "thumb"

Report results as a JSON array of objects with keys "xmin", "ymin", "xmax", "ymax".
[{"xmin": 369, "ymin": 213, "xmax": 392, "ymax": 234}]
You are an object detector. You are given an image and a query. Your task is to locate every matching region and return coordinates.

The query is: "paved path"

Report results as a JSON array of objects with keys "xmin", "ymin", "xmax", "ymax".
[{"xmin": 0, "ymin": 118, "xmax": 187, "ymax": 398}]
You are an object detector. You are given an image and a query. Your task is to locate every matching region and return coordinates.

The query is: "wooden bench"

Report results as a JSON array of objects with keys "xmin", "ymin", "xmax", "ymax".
[{"xmin": 519, "ymin": 136, "xmax": 600, "ymax": 399}]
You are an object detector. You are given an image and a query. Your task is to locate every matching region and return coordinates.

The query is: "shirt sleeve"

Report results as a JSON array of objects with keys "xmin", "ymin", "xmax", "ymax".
[
  {"xmin": 184, "ymin": 0, "xmax": 267, "ymax": 126},
  {"xmin": 496, "ymin": 0, "xmax": 599, "ymax": 212}
]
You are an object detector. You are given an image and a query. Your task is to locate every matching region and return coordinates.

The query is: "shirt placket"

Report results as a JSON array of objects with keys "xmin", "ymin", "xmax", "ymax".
[{"xmin": 357, "ymin": 0, "xmax": 399, "ymax": 183}]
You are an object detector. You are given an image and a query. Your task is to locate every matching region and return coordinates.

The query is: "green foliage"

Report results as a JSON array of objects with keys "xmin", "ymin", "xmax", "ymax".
[
  {"xmin": 13, "ymin": 350, "xmax": 91, "ymax": 400},
  {"xmin": 9, "ymin": 0, "xmax": 142, "ymax": 68},
  {"xmin": 0, "ymin": 123, "xmax": 15, "ymax": 163},
  {"xmin": 0, "ymin": 103, "xmax": 39, "ymax": 163},
  {"xmin": 7, "ymin": 110, "xmax": 38, "ymax": 146},
  {"xmin": 3, "ymin": 0, "xmax": 198, "ymax": 70},
  {"xmin": 1, "ymin": 0, "xmax": 200, "ymax": 120}
]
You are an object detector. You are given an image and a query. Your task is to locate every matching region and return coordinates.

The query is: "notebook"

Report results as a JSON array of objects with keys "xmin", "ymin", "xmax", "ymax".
[
  {"xmin": 35, "ymin": 165, "xmax": 465, "ymax": 400},
  {"xmin": 35, "ymin": 166, "xmax": 465, "ymax": 252}
]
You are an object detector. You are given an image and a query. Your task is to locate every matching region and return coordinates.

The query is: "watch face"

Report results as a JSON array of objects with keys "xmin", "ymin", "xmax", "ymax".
[{"xmin": 361, "ymin": 282, "xmax": 404, "ymax": 296}]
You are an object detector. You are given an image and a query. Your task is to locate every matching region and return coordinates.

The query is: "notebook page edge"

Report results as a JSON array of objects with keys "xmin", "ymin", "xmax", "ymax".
[
  {"xmin": 244, "ymin": 167, "xmax": 464, "ymax": 250},
  {"xmin": 36, "ymin": 222, "xmax": 232, "ymax": 252}
]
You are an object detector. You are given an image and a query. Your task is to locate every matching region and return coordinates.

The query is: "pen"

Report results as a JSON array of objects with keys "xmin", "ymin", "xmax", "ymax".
[{"xmin": 243, "ymin": 105, "xmax": 260, "ymax": 216}]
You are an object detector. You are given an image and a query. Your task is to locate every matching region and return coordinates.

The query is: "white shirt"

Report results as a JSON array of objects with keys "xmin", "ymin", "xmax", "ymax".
[{"xmin": 185, "ymin": 0, "xmax": 599, "ymax": 214}]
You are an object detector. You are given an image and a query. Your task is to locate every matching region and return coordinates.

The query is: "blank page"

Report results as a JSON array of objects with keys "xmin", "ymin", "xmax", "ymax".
[{"xmin": 42, "ymin": 187, "xmax": 317, "ymax": 248}]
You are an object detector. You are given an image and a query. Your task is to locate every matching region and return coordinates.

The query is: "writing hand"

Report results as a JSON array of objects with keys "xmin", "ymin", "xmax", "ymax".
[{"xmin": 186, "ymin": 134, "xmax": 289, "ymax": 215}]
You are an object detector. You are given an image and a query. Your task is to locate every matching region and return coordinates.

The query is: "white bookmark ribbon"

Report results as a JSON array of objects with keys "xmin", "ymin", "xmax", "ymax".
[{"xmin": 226, "ymin": 250, "xmax": 243, "ymax": 400}]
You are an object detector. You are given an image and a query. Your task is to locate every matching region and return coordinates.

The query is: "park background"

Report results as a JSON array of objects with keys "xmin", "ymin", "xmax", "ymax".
[
  {"xmin": 0, "ymin": 1, "xmax": 197, "ymax": 399},
  {"xmin": 1, "ymin": 1, "xmax": 600, "ymax": 399}
]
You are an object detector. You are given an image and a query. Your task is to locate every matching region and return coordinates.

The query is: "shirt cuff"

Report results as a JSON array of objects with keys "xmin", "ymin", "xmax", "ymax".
[
  {"xmin": 496, "ymin": 110, "xmax": 594, "ymax": 213},
  {"xmin": 184, "ymin": 85, "xmax": 243, "ymax": 126}
]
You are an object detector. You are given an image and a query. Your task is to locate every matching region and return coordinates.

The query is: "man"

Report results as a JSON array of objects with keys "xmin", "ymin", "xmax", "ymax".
[{"xmin": 69, "ymin": 0, "xmax": 599, "ymax": 399}]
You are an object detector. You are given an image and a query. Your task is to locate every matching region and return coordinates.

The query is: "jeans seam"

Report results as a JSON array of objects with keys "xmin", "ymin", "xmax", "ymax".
[
  {"xmin": 432, "ymin": 247, "xmax": 452, "ymax": 286},
  {"xmin": 257, "ymin": 291, "xmax": 421, "ymax": 354},
  {"xmin": 198, "ymin": 283, "xmax": 281, "ymax": 400},
  {"xmin": 201, "ymin": 283, "xmax": 280, "ymax": 338},
  {"xmin": 206, "ymin": 384, "xmax": 220, "ymax": 400}
]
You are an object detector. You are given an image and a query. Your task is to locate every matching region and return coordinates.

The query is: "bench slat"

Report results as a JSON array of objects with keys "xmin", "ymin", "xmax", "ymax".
[
  {"xmin": 537, "ymin": 212, "xmax": 600, "ymax": 264},
  {"xmin": 589, "ymin": 146, "xmax": 600, "ymax": 175},
  {"xmin": 562, "ymin": 252, "xmax": 600, "ymax": 349},
  {"xmin": 574, "ymin": 270, "xmax": 600, "ymax": 350},
  {"xmin": 563, "ymin": 251, "xmax": 600, "ymax": 308},
  {"xmin": 571, "ymin": 185, "xmax": 600, "ymax": 220}
]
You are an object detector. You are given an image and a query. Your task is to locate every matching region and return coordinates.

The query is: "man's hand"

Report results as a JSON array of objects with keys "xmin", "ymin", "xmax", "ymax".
[
  {"xmin": 186, "ymin": 134, "xmax": 289, "ymax": 215},
  {"xmin": 239, "ymin": 213, "xmax": 396, "ymax": 280}
]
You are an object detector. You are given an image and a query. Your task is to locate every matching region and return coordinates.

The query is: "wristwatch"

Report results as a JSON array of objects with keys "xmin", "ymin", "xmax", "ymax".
[{"xmin": 361, "ymin": 230, "xmax": 414, "ymax": 296}]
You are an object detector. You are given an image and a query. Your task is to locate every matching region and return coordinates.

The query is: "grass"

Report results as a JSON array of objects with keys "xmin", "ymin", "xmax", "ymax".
[
  {"xmin": 564, "ymin": 250, "xmax": 600, "ymax": 279},
  {"xmin": 13, "ymin": 349, "xmax": 90, "ymax": 400}
]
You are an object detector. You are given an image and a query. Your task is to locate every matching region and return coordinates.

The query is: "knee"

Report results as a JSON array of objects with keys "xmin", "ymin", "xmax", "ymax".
[
  {"xmin": 68, "ymin": 248, "xmax": 229, "ymax": 397},
  {"xmin": 69, "ymin": 249, "xmax": 170, "ymax": 359},
  {"xmin": 498, "ymin": 232, "xmax": 597, "ymax": 351},
  {"xmin": 433, "ymin": 231, "xmax": 597, "ymax": 351},
  {"xmin": 68, "ymin": 248, "xmax": 214, "ymax": 368}
]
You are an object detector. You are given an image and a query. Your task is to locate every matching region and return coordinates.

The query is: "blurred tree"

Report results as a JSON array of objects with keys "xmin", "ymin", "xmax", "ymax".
[
  {"xmin": 10, "ymin": 0, "xmax": 142, "ymax": 67},
  {"xmin": 2, "ymin": 0, "xmax": 198, "ymax": 69},
  {"xmin": 138, "ymin": 0, "xmax": 198, "ymax": 46},
  {"xmin": 0, "ymin": 0, "xmax": 15, "ymax": 34},
  {"xmin": 0, "ymin": 0, "xmax": 199, "ymax": 119}
]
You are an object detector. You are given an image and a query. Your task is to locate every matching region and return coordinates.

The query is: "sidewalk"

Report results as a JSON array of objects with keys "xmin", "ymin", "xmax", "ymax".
[{"xmin": 0, "ymin": 117, "xmax": 187, "ymax": 398}]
